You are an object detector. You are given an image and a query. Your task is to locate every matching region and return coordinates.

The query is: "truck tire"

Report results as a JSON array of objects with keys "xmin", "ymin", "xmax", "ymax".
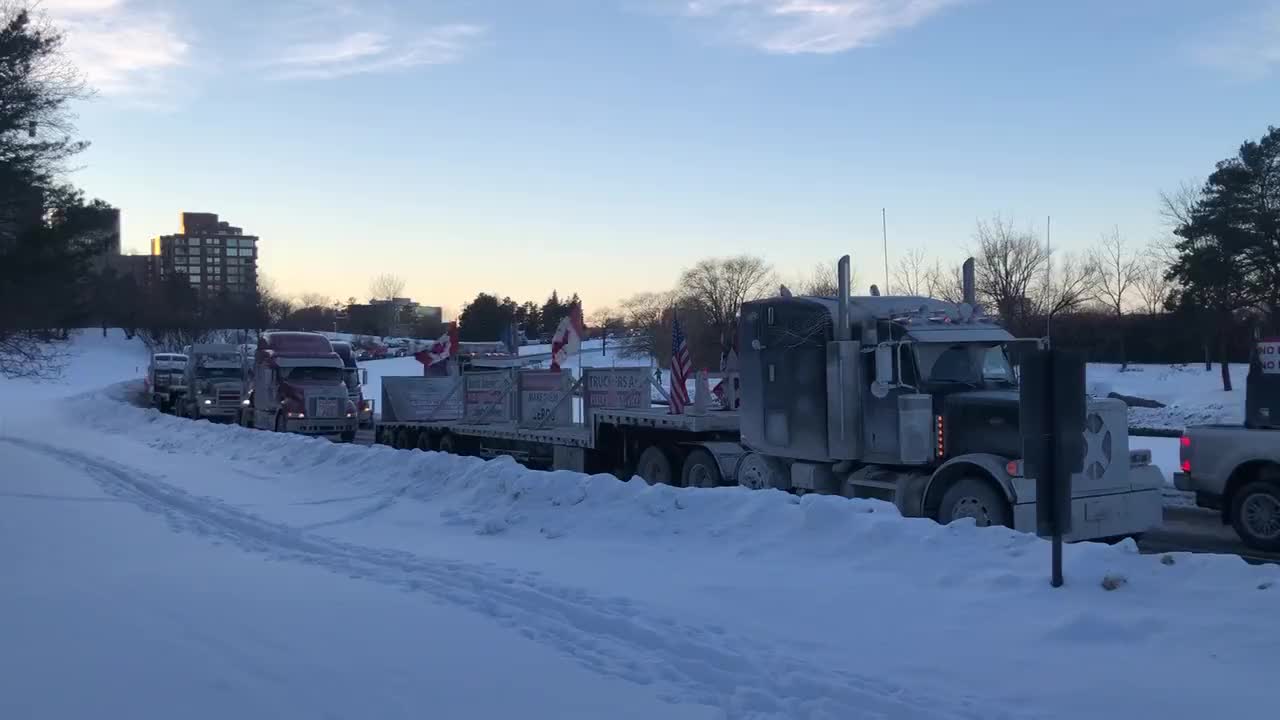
[
  {"xmin": 937, "ymin": 476, "xmax": 1010, "ymax": 528},
  {"xmin": 737, "ymin": 452, "xmax": 789, "ymax": 491},
  {"xmin": 636, "ymin": 445, "xmax": 677, "ymax": 485},
  {"xmin": 416, "ymin": 431, "xmax": 433, "ymax": 452},
  {"xmin": 1230, "ymin": 480, "xmax": 1280, "ymax": 552},
  {"xmin": 394, "ymin": 428, "xmax": 411, "ymax": 449},
  {"xmin": 275, "ymin": 412, "xmax": 287, "ymax": 434},
  {"xmin": 681, "ymin": 448, "xmax": 722, "ymax": 488},
  {"xmin": 437, "ymin": 433, "xmax": 457, "ymax": 455},
  {"xmin": 340, "ymin": 431, "xmax": 356, "ymax": 443}
]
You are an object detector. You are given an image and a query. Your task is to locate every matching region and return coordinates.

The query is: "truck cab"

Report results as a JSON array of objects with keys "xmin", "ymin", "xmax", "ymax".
[
  {"xmin": 177, "ymin": 344, "xmax": 246, "ymax": 421},
  {"xmin": 244, "ymin": 331, "xmax": 358, "ymax": 442},
  {"xmin": 146, "ymin": 352, "xmax": 188, "ymax": 413},
  {"xmin": 736, "ymin": 256, "xmax": 1164, "ymax": 541},
  {"xmin": 330, "ymin": 340, "xmax": 373, "ymax": 428}
]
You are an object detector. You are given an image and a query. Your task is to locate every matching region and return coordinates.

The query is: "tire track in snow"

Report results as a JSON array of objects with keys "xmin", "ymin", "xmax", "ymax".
[{"xmin": 2, "ymin": 437, "xmax": 1025, "ymax": 720}]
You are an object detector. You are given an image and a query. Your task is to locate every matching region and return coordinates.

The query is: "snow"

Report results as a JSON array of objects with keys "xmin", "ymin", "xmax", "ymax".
[
  {"xmin": 1, "ymin": 331, "xmax": 1277, "ymax": 719},
  {"xmin": 1088, "ymin": 363, "xmax": 1247, "ymax": 432}
]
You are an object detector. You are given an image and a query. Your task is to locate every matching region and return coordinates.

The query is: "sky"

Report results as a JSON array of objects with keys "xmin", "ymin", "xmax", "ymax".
[{"xmin": 41, "ymin": 0, "xmax": 1280, "ymax": 317}]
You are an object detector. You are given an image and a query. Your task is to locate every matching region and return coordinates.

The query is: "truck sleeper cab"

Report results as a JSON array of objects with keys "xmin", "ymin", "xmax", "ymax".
[{"xmin": 330, "ymin": 341, "xmax": 373, "ymax": 428}]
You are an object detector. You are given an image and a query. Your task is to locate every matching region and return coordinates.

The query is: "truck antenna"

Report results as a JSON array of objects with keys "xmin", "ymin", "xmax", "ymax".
[{"xmin": 1045, "ymin": 215, "xmax": 1052, "ymax": 341}]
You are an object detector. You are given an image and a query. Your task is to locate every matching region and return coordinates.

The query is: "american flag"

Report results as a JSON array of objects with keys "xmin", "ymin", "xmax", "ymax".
[{"xmin": 669, "ymin": 316, "xmax": 692, "ymax": 414}]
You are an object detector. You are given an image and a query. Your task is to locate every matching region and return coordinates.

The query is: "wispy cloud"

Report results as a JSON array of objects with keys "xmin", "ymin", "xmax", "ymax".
[
  {"xmin": 1193, "ymin": 2, "xmax": 1280, "ymax": 80},
  {"xmin": 41, "ymin": 0, "xmax": 188, "ymax": 97},
  {"xmin": 265, "ymin": 3, "xmax": 486, "ymax": 79},
  {"xmin": 680, "ymin": 0, "xmax": 963, "ymax": 54}
]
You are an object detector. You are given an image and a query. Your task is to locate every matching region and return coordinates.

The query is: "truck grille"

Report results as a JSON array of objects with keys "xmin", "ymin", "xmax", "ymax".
[
  {"xmin": 216, "ymin": 389, "xmax": 241, "ymax": 408},
  {"xmin": 310, "ymin": 398, "xmax": 341, "ymax": 418}
]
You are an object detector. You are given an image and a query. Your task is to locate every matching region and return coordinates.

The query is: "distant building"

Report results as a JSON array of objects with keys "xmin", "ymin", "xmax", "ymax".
[
  {"xmin": 346, "ymin": 297, "xmax": 442, "ymax": 337},
  {"xmin": 150, "ymin": 212, "xmax": 258, "ymax": 297}
]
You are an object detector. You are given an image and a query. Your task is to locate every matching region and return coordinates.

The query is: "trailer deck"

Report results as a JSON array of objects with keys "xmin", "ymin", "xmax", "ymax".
[{"xmin": 378, "ymin": 406, "xmax": 740, "ymax": 450}]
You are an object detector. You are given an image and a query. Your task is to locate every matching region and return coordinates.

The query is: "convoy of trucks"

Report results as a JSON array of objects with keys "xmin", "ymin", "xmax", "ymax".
[
  {"xmin": 137, "ymin": 257, "xmax": 1280, "ymax": 553},
  {"xmin": 372, "ymin": 256, "xmax": 1164, "ymax": 543},
  {"xmin": 1177, "ymin": 337, "xmax": 1280, "ymax": 551}
]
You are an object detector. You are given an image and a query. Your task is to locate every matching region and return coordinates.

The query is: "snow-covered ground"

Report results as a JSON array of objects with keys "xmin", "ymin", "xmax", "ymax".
[
  {"xmin": 1, "ymin": 330, "xmax": 1276, "ymax": 719},
  {"xmin": 1089, "ymin": 363, "xmax": 1247, "ymax": 431}
]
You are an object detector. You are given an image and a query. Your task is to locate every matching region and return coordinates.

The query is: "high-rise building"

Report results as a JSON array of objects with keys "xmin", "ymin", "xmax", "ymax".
[{"xmin": 150, "ymin": 212, "xmax": 258, "ymax": 297}]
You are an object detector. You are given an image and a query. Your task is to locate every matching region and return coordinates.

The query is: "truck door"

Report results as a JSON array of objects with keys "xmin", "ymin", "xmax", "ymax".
[{"xmin": 862, "ymin": 349, "xmax": 900, "ymax": 461}]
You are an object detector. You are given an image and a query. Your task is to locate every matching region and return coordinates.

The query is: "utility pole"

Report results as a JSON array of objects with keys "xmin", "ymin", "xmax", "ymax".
[
  {"xmin": 882, "ymin": 208, "xmax": 890, "ymax": 295},
  {"xmin": 1045, "ymin": 215, "xmax": 1052, "ymax": 341}
]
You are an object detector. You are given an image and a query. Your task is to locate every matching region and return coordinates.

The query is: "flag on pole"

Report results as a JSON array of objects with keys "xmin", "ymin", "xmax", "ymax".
[
  {"xmin": 415, "ymin": 322, "xmax": 458, "ymax": 369},
  {"xmin": 669, "ymin": 315, "xmax": 692, "ymax": 415},
  {"xmin": 549, "ymin": 306, "xmax": 585, "ymax": 371}
]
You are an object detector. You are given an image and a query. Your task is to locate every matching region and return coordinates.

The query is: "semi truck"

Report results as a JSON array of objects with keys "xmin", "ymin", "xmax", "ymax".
[
  {"xmin": 241, "ymin": 331, "xmax": 359, "ymax": 442},
  {"xmin": 1176, "ymin": 337, "xmax": 1280, "ymax": 550},
  {"xmin": 145, "ymin": 352, "xmax": 188, "ymax": 413},
  {"xmin": 374, "ymin": 256, "xmax": 1164, "ymax": 542},
  {"xmin": 174, "ymin": 343, "xmax": 247, "ymax": 421}
]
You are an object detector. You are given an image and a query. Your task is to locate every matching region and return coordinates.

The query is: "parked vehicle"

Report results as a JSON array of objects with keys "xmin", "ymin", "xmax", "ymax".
[
  {"xmin": 146, "ymin": 352, "xmax": 188, "ymax": 412},
  {"xmin": 375, "ymin": 256, "xmax": 1164, "ymax": 542},
  {"xmin": 174, "ymin": 344, "xmax": 247, "ymax": 421},
  {"xmin": 242, "ymin": 331, "xmax": 358, "ymax": 442},
  {"xmin": 330, "ymin": 340, "xmax": 373, "ymax": 428},
  {"xmin": 1176, "ymin": 338, "xmax": 1280, "ymax": 550}
]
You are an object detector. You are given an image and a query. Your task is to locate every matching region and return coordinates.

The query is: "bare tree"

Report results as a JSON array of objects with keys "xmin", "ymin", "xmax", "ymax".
[
  {"xmin": 296, "ymin": 292, "xmax": 331, "ymax": 309},
  {"xmin": 893, "ymin": 248, "xmax": 929, "ymax": 296},
  {"xmin": 972, "ymin": 216, "xmax": 1046, "ymax": 325},
  {"xmin": 925, "ymin": 260, "xmax": 966, "ymax": 304},
  {"xmin": 1039, "ymin": 250, "xmax": 1100, "ymax": 319},
  {"xmin": 678, "ymin": 255, "xmax": 775, "ymax": 336},
  {"xmin": 618, "ymin": 290, "xmax": 672, "ymax": 359},
  {"xmin": 369, "ymin": 273, "xmax": 406, "ymax": 301},
  {"xmin": 1090, "ymin": 227, "xmax": 1140, "ymax": 368},
  {"xmin": 1134, "ymin": 249, "xmax": 1173, "ymax": 316}
]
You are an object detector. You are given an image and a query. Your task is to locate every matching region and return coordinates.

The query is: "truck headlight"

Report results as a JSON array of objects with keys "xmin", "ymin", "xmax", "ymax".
[
  {"xmin": 287, "ymin": 411, "xmax": 305, "ymax": 419},
  {"xmin": 241, "ymin": 398, "xmax": 251, "ymax": 406},
  {"xmin": 203, "ymin": 399, "xmax": 213, "ymax": 406}
]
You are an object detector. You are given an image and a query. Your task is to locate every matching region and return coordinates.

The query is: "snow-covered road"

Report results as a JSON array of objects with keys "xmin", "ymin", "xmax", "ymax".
[
  {"xmin": 2, "ymin": 435, "xmax": 708, "ymax": 720},
  {"xmin": 2, "ymin": 332, "xmax": 1277, "ymax": 719}
]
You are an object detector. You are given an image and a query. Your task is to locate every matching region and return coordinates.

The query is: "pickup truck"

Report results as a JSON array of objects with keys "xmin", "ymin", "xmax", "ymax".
[
  {"xmin": 1176, "ymin": 340, "xmax": 1280, "ymax": 551},
  {"xmin": 1175, "ymin": 427, "xmax": 1280, "ymax": 551}
]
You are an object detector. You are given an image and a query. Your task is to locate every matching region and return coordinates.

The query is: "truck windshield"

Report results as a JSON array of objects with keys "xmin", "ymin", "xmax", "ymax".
[
  {"xmin": 916, "ymin": 343, "xmax": 1014, "ymax": 386},
  {"xmin": 196, "ymin": 367, "xmax": 241, "ymax": 380},
  {"xmin": 280, "ymin": 366, "xmax": 342, "ymax": 383}
]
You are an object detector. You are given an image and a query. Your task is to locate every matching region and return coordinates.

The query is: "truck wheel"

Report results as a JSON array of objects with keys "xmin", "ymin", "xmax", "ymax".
[
  {"xmin": 416, "ymin": 431, "xmax": 433, "ymax": 452},
  {"xmin": 681, "ymin": 448, "xmax": 722, "ymax": 488},
  {"xmin": 274, "ymin": 413, "xmax": 287, "ymax": 434},
  {"xmin": 636, "ymin": 445, "xmax": 677, "ymax": 485},
  {"xmin": 1231, "ymin": 480, "xmax": 1280, "ymax": 551},
  {"xmin": 340, "ymin": 431, "xmax": 356, "ymax": 443},
  {"xmin": 737, "ymin": 452, "xmax": 789, "ymax": 491},
  {"xmin": 938, "ymin": 477, "xmax": 1010, "ymax": 528},
  {"xmin": 438, "ymin": 433, "xmax": 457, "ymax": 455},
  {"xmin": 394, "ymin": 428, "xmax": 411, "ymax": 449}
]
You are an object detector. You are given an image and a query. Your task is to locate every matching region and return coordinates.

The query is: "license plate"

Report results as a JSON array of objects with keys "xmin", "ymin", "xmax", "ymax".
[{"xmin": 317, "ymin": 399, "xmax": 339, "ymax": 417}]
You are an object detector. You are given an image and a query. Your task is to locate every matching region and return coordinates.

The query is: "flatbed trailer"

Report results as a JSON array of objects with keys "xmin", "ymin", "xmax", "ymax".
[{"xmin": 375, "ymin": 404, "xmax": 745, "ymax": 487}]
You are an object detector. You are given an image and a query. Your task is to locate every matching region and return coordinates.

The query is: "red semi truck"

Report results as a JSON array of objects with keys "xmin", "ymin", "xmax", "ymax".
[{"xmin": 241, "ymin": 331, "xmax": 358, "ymax": 442}]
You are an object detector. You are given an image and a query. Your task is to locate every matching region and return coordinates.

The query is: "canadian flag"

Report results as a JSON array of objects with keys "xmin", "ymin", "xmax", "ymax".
[
  {"xmin": 549, "ymin": 307, "xmax": 585, "ymax": 371},
  {"xmin": 415, "ymin": 322, "xmax": 459, "ymax": 368}
]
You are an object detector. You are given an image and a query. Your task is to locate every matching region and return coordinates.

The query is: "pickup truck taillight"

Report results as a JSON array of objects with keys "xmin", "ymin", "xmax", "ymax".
[{"xmin": 1179, "ymin": 435, "xmax": 1191, "ymax": 473}]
